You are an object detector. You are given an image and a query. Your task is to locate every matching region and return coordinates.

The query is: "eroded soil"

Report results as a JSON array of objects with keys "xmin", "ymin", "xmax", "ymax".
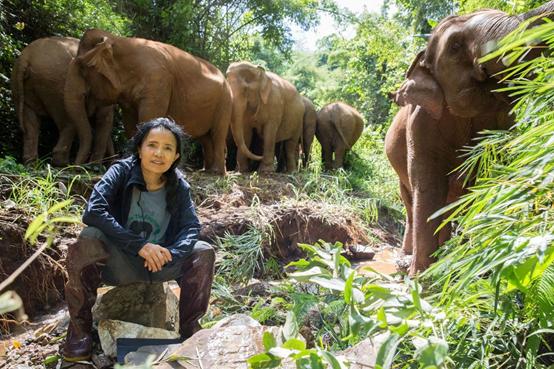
[{"xmin": 0, "ymin": 171, "xmax": 402, "ymax": 368}]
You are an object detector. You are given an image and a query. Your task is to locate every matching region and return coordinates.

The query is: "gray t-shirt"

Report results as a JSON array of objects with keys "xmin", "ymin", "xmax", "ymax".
[{"xmin": 126, "ymin": 186, "xmax": 170, "ymax": 244}]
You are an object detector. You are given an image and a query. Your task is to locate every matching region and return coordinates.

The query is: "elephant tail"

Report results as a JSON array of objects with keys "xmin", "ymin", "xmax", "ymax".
[
  {"xmin": 12, "ymin": 56, "xmax": 29, "ymax": 134},
  {"xmin": 330, "ymin": 104, "xmax": 351, "ymax": 149}
]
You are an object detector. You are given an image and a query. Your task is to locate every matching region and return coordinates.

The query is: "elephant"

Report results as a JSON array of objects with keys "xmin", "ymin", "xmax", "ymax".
[
  {"xmin": 10, "ymin": 36, "xmax": 114, "ymax": 166},
  {"xmin": 385, "ymin": 1, "xmax": 554, "ymax": 275},
  {"xmin": 226, "ymin": 61, "xmax": 305, "ymax": 173},
  {"xmin": 301, "ymin": 96, "xmax": 317, "ymax": 167},
  {"xmin": 64, "ymin": 29, "xmax": 232, "ymax": 174},
  {"xmin": 315, "ymin": 102, "xmax": 363, "ymax": 170},
  {"xmin": 275, "ymin": 95, "xmax": 317, "ymax": 171}
]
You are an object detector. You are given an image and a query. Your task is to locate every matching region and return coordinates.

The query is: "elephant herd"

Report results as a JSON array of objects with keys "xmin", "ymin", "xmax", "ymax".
[
  {"xmin": 11, "ymin": 0, "xmax": 553, "ymax": 275},
  {"xmin": 11, "ymin": 30, "xmax": 364, "ymax": 174}
]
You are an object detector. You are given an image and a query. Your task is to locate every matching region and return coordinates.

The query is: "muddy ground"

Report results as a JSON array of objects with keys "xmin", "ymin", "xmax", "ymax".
[{"xmin": 0, "ymin": 171, "xmax": 403, "ymax": 368}]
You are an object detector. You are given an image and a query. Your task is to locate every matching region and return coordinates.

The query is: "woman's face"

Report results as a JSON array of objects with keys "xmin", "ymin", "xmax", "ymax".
[{"xmin": 138, "ymin": 127, "xmax": 180, "ymax": 177}]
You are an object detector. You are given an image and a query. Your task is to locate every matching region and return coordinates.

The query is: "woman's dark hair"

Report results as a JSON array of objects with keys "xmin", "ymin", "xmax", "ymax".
[{"xmin": 128, "ymin": 117, "xmax": 187, "ymax": 216}]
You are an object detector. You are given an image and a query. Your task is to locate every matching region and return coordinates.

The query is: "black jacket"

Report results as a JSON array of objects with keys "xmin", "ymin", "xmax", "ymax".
[{"xmin": 82, "ymin": 156, "xmax": 200, "ymax": 259}]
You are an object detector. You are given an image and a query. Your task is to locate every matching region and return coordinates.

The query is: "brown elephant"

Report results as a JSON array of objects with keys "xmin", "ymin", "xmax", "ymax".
[
  {"xmin": 316, "ymin": 102, "xmax": 363, "ymax": 170},
  {"xmin": 301, "ymin": 96, "xmax": 317, "ymax": 167},
  {"xmin": 226, "ymin": 61, "xmax": 305, "ymax": 173},
  {"xmin": 64, "ymin": 29, "xmax": 232, "ymax": 174},
  {"xmin": 11, "ymin": 37, "xmax": 114, "ymax": 166},
  {"xmin": 275, "ymin": 96, "xmax": 317, "ymax": 171},
  {"xmin": 385, "ymin": 1, "xmax": 554, "ymax": 275}
]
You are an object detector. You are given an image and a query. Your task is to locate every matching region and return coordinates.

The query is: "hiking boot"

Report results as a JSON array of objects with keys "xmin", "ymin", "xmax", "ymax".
[
  {"xmin": 63, "ymin": 237, "xmax": 108, "ymax": 361},
  {"xmin": 178, "ymin": 241, "xmax": 215, "ymax": 340}
]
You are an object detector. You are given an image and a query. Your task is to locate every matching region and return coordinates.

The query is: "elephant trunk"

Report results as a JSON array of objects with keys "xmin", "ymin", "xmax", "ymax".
[
  {"xmin": 64, "ymin": 58, "xmax": 92, "ymax": 165},
  {"xmin": 230, "ymin": 97, "xmax": 262, "ymax": 161}
]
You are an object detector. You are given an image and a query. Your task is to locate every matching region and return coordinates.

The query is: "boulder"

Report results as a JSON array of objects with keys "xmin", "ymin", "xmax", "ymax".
[
  {"xmin": 92, "ymin": 282, "xmax": 179, "ymax": 331},
  {"xmin": 125, "ymin": 314, "xmax": 280, "ymax": 368},
  {"xmin": 98, "ymin": 319, "xmax": 180, "ymax": 358}
]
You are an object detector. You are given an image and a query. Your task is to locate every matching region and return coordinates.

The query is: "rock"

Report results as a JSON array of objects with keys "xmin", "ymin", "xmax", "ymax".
[
  {"xmin": 98, "ymin": 319, "xmax": 180, "ymax": 358},
  {"xmin": 92, "ymin": 282, "xmax": 179, "ymax": 331},
  {"xmin": 338, "ymin": 333, "xmax": 388, "ymax": 368},
  {"xmin": 91, "ymin": 352, "xmax": 114, "ymax": 369},
  {"xmin": 347, "ymin": 244, "xmax": 376, "ymax": 260},
  {"xmin": 211, "ymin": 314, "xmax": 261, "ymax": 329},
  {"xmin": 125, "ymin": 314, "xmax": 280, "ymax": 368}
]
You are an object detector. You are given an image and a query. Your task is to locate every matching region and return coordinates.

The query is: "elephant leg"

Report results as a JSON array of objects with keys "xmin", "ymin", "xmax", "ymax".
[
  {"xmin": 209, "ymin": 89, "xmax": 231, "ymax": 175},
  {"xmin": 50, "ymin": 108, "xmax": 75, "ymax": 167},
  {"xmin": 333, "ymin": 145, "xmax": 346, "ymax": 169},
  {"xmin": 407, "ymin": 108, "xmax": 449, "ymax": 275},
  {"xmin": 321, "ymin": 143, "xmax": 333, "ymax": 171},
  {"xmin": 21, "ymin": 107, "xmax": 41, "ymax": 164},
  {"xmin": 208, "ymin": 125, "xmax": 228, "ymax": 175},
  {"xmin": 52, "ymin": 123, "xmax": 76, "ymax": 167},
  {"xmin": 198, "ymin": 134, "xmax": 215, "ymax": 171},
  {"xmin": 122, "ymin": 107, "xmax": 138, "ymax": 138},
  {"xmin": 90, "ymin": 106, "xmax": 114, "ymax": 164},
  {"xmin": 275, "ymin": 142, "xmax": 286, "ymax": 172},
  {"xmin": 237, "ymin": 128, "xmax": 253, "ymax": 173},
  {"xmin": 399, "ymin": 181, "xmax": 414, "ymax": 255},
  {"xmin": 258, "ymin": 126, "xmax": 278, "ymax": 173},
  {"xmin": 284, "ymin": 139, "xmax": 298, "ymax": 173},
  {"xmin": 438, "ymin": 173, "xmax": 466, "ymax": 245}
]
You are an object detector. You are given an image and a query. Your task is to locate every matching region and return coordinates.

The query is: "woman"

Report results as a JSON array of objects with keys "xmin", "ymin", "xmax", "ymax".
[{"xmin": 63, "ymin": 117, "xmax": 214, "ymax": 362}]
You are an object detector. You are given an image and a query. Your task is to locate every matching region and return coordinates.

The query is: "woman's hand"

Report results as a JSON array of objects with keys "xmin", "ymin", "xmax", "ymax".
[{"xmin": 138, "ymin": 243, "xmax": 172, "ymax": 272}]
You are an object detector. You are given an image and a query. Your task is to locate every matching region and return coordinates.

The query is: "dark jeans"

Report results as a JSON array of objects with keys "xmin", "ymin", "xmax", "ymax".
[{"xmin": 80, "ymin": 226, "xmax": 212, "ymax": 285}]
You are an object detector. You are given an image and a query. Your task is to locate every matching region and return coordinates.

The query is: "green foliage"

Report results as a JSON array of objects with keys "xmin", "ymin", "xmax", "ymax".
[
  {"xmin": 117, "ymin": 0, "xmax": 330, "ymax": 70},
  {"xmin": 215, "ymin": 226, "xmax": 270, "ymax": 285},
  {"xmin": 7, "ymin": 166, "xmax": 86, "ymax": 216},
  {"xmin": 0, "ymin": 155, "xmax": 28, "ymax": 174}
]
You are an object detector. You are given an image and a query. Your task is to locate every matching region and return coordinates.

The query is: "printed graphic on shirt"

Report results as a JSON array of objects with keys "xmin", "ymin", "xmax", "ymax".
[{"xmin": 126, "ymin": 187, "xmax": 170, "ymax": 244}]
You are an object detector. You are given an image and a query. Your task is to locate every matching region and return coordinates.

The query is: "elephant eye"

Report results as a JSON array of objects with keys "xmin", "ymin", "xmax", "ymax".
[{"xmin": 450, "ymin": 41, "xmax": 462, "ymax": 52}]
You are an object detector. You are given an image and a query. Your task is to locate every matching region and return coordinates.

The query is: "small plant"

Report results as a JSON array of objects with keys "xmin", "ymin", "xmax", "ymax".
[
  {"xmin": 0, "ymin": 155, "xmax": 28, "ymax": 174},
  {"xmin": 215, "ymin": 226, "xmax": 268, "ymax": 285}
]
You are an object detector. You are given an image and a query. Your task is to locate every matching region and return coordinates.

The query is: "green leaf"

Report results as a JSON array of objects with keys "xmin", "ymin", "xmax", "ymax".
[
  {"xmin": 268, "ymin": 346, "xmax": 295, "ymax": 358},
  {"xmin": 0, "ymin": 291, "xmax": 23, "ymax": 314},
  {"xmin": 247, "ymin": 353, "xmax": 281, "ymax": 369},
  {"xmin": 320, "ymin": 350, "xmax": 348, "ymax": 369},
  {"xmin": 43, "ymin": 354, "xmax": 61, "ymax": 365},
  {"xmin": 415, "ymin": 337, "xmax": 449, "ymax": 367},
  {"xmin": 282, "ymin": 311, "xmax": 299, "ymax": 340},
  {"xmin": 282, "ymin": 338, "xmax": 306, "ymax": 350},
  {"xmin": 262, "ymin": 331, "xmax": 277, "ymax": 351},
  {"xmin": 309, "ymin": 276, "xmax": 345, "ymax": 291},
  {"xmin": 344, "ymin": 271, "xmax": 354, "ymax": 304},
  {"xmin": 375, "ymin": 333, "xmax": 401, "ymax": 369},
  {"xmin": 288, "ymin": 267, "xmax": 331, "ymax": 281},
  {"xmin": 377, "ymin": 306, "xmax": 387, "ymax": 328}
]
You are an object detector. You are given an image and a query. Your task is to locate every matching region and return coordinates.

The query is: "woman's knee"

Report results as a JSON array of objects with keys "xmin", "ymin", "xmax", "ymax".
[
  {"xmin": 192, "ymin": 241, "xmax": 215, "ymax": 263},
  {"xmin": 79, "ymin": 226, "xmax": 109, "ymax": 244}
]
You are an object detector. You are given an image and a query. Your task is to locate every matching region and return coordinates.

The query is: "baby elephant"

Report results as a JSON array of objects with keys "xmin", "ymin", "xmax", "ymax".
[{"xmin": 316, "ymin": 102, "xmax": 364, "ymax": 170}]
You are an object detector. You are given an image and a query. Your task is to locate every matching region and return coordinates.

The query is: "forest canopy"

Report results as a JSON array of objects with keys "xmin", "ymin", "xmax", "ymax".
[{"xmin": 0, "ymin": 0, "xmax": 545, "ymax": 159}]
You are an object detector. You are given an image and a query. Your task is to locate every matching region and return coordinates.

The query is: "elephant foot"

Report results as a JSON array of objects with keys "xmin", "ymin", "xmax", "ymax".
[
  {"xmin": 52, "ymin": 158, "xmax": 70, "ymax": 167},
  {"xmin": 408, "ymin": 257, "xmax": 432, "ymax": 276},
  {"xmin": 257, "ymin": 164, "xmax": 274, "ymax": 174},
  {"xmin": 205, "ymin": 165, "xmax": 226, "ymax": 176}
]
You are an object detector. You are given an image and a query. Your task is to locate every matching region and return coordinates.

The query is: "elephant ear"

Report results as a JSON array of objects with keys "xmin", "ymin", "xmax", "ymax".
[
  {"xmin": 393, "ymin": 50, "xmax": 444, "ymax": 120},
  {"xmin": 257, "ymin": 66, "xmax": 272, "ymax": 105},
  {"xmin": 77, "ymin": 36, "xmax": 120, "ymax": 92}
]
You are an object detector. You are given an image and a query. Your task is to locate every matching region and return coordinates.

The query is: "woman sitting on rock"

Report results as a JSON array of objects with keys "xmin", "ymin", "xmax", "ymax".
[{"xmin": 63, "ymin": 117, "xmax": 214, "ymax": 362}]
